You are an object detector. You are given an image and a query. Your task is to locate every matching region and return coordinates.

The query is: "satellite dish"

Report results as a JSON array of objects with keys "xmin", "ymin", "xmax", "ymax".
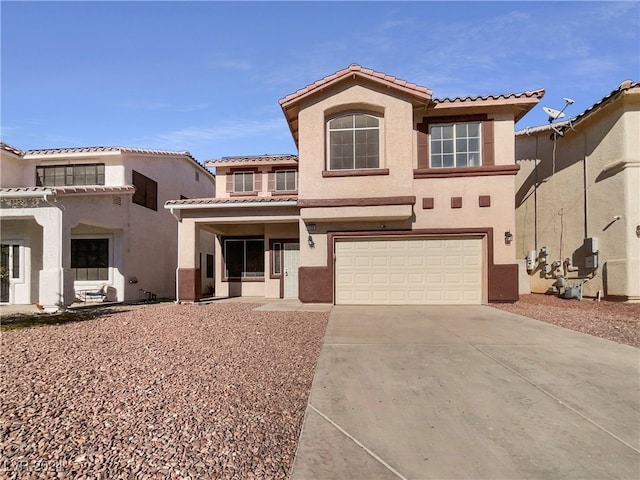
[{"xmin": 543, "ymin": 106, "xmax": 566, "ymax": 122}]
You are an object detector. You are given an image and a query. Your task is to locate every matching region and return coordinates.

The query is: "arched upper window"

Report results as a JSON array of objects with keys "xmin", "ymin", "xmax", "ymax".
[{"xmin": 328, "ymin": 113, "xmax": 380, "ymax": 170}]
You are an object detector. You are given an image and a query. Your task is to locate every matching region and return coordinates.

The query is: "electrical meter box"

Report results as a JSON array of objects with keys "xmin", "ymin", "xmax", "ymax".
[
  {"xmin": 585, "ymin": 254, "xmax": 598, "ymax": 269},
  {"xmin": 584, "ymin": 237, "xmax": 598, "ymax": 254}
]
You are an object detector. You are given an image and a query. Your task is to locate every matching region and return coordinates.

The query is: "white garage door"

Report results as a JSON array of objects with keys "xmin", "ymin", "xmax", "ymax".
[{"xmin": 335, "ymin": 237, "xmax": 483, "ymax": 305}]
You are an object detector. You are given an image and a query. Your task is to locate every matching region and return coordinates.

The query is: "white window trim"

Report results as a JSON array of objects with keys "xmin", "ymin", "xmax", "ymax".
[
  {"xmin": 429, "ymin": 121, "xmax": 482, "ymax": 169},
  {"xmin": 71, "ymin": 234, "xmax": 113, "ymax": 286},
  {"xmin": 326, "ymin": 112, "xmax": 383, "ymax": 171}
]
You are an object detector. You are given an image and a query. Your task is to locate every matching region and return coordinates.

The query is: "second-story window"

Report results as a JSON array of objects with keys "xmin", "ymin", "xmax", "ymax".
[
  {"xmin": 234, "ymin": 171, "xmax": 254, "ymax": 193},
  {"xmin": 430, "ymin": 122, "xmax": 481, "ymax": 168},
  {"xmin": 275, "ymin": 170, "xmax": 297, "ymax": 191},
  {"xmin": 36, "ymin": 164, "xmax": 105, "ymax": 186},
  {"xmin": 328, "ymin": 113, "xmax": 380, "ymax": 170}
]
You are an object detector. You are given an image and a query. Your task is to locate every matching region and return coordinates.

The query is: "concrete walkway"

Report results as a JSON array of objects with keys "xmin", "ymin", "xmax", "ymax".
[{"xmin": 291, "ymin": 305, "xmax": 640, "ymax": 480}]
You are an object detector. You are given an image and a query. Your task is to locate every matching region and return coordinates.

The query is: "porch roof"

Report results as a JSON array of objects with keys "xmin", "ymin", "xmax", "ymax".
[
  {"xmin": 0, "ymin": 186, "xmax": 136, "ymax": 197},
  {"xmin": 165, "ymin": 196, "xmax": 298, "ymax": 209},
  {"xmin": 205, "ymin": 154, "xmax": 298, "ymax": 168}
]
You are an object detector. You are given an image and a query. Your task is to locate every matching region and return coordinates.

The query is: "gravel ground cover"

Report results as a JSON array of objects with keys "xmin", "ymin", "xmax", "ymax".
[
  {"xmin": 491, "ymin": 294, "xmax": 640, "ymax": 347},
  {"xmin": 1, "ymin": 303, "xmax": 329, "ymax": 479}
]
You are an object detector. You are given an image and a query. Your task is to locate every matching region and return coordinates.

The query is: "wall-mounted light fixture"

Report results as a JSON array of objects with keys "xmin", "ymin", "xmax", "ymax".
[
  {"xmin": 308, "ymin": 235, "xmax": 315, "ymax": 248},
  {"xmin": 504, "ymin": 231, "xmax": 513, "ymax": 245}
]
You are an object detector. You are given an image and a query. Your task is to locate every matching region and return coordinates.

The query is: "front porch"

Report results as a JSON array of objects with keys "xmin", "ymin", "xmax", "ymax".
[{"xmin": 168, "ymin": 199, "xmax": 301, "ymax": 303}]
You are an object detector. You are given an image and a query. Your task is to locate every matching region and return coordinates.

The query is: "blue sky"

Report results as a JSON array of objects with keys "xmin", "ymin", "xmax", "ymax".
[{"xmin": 1, "ymin": 1, "xmax": 638, "ymax": 162}]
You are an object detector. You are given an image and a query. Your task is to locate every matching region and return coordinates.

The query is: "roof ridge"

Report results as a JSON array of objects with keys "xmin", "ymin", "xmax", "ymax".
[{"xmin": 279, "ymin": 64, "xmax": 432, "ymax": 106}]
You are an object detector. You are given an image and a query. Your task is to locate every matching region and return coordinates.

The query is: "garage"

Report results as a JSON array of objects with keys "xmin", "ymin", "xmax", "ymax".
[{"xmin": 334, "ymin": 237, "xmax": 483, "ymax": 305}]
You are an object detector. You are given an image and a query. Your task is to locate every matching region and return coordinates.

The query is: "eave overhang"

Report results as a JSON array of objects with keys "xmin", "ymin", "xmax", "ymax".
[
  {"xmin": 430, "ymin": 89, "xmax": 545, "ymax": 123},
  {"xmin": 165, "ymin": 200, "xmax": 298, "ymax": 210}
]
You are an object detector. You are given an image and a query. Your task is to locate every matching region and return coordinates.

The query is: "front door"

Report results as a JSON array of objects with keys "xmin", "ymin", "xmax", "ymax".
[{"xmin": 283, "ymin": 243, "xmax": 300, "ymax": 299}]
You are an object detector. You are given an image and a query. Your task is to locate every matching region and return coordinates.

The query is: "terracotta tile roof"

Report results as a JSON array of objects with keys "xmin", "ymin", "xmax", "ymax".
[
  {"xmin": 0, "ymin": 186, "xmax": 136, "ymax": 196},
  {"xmin": 54, "ymin": 185, "xmax": 136, "ymax": 195},
  {"xmin": 431, "ymin": 88, "xmax": 544, "ymax": 123},
  {"xmin": 205, "ymin": 154, "xmax": 298, "ymax": 167},
  {"xmin": 24, "ymin": 146, "xmax": 192, "ymax": 157},
  {"xmin": 279, "ymin": 64, "xmax": 432, "ymax": 107},
  {"xmin": 566, "ymin": 79, "xmax": 638, "ymax": 128},
  {"xmin": 0, "ymin": 187, "xmax": 53, "ymax": 194},
  {"xmin": 21, "ymin": 145, "xmax": 214, "ymax": 179},
  {"xmin": 165, "ymin": 196, "xmax": 298, "ymax": 207},
  {"xmin": 0, "ymin": 142, "xmax": 24, "ymax": 156},
  {"xmin": 516, "ymin": 80, "xmax": 638, "ymax": 136},
  {"xmin": 433, "ymin": 89, "xmax": 545, "ymax": 104}
]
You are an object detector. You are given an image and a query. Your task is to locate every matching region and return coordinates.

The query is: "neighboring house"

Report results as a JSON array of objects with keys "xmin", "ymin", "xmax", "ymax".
[
  {"xmin": 0, "ymin": 144, "xmax": 216, "ymax": 311},
  {"xmin": 166, "ymin": 64, "xmax": 544, "ymax": 305},
  {"xmin": 515, "ymin": 80, "xmax": 640, "ymax": 302}
]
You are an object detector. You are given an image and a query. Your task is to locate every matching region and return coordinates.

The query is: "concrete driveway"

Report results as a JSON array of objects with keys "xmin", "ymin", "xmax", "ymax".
[{"xmin": 291, "ymin": 305, "xmax": 640, "ymax": 480}]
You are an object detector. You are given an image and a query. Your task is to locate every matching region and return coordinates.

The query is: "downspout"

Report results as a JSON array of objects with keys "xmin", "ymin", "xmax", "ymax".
[
  {"xmin": 534, "ymin": 136, "xmax": 539, "ymax": 251},
  {"xmin": 583, "ymin": 132, "xmax": 588, "ymax": 239},
  {"xmin": 169, "ymin": 206, "xmax": 181, "ymax": 223}
]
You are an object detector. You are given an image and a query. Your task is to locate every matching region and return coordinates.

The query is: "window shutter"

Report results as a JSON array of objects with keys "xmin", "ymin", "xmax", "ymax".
[
  {"xmin": 254, "ymin": 172, "xmax": 262, "ymax": 192},
  {"xmin": 132, "ymin": 171, "xmax": 145, "ymax": 205},
  {"xmin": 227, "ymin": 173, "xmax": 234, "ymax": 193},
  {"xmin": 147, "ymin": 177, "xmax": 158, "ymax": 210},
  {"xmin": 416, "ymin": 123, "xmax": 430, "ymax": 169},
  {"xmin": 268, "ymin": 172, "xmax": 275, "ymax": 191},
  {"xmin": 482, "ymin": 120, "xmax": 495, "ymax": 166}
]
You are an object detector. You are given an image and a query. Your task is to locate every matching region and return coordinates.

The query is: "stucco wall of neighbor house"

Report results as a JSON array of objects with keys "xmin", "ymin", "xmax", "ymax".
[
  {"xmin": 515, "ymin": 90, "xmax": 640, "ymax": 300},
  {"xmin": 60, "ymin": 198, "xmax": 128, "ymax": 302},
  {"xmin": 120, "ymin": 154, "xmax": 215, "ymax": 301},
  {"xmin": 0, "ymin": 150, "xmax": 31, "ymax": 187}
]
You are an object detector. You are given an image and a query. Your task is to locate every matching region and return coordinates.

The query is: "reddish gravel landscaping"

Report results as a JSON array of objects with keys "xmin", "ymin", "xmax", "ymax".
[
  {"xmin": 491, "ymin": 294, "xmax": 640, "ymax": 347},
  {"xmin": 0, "ymin": 303, "xmax": 329, "ymax": 479}
]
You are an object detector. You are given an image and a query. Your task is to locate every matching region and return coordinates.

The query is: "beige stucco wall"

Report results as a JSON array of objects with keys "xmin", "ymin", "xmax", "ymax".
[
  {"xmin": 297, "ymin": 82, "xmax": 415, "ymax": 200},
  {"xmin": 515, "ymin": 90, "xmax": 640, "ymax": 300},
  {"xmin": 413, "ymin": 175, "xmax": 517, "ymax": 265}
]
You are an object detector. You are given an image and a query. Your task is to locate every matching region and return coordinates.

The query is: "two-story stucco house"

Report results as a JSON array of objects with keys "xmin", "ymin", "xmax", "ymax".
[
  {"xmin": 0, "ymin": 144, "xmax": 216, "ymax": 311},
  {"xmin": 166, "ymin": 65, "xmax": 543, "ymax": 305},
  {"xmin": 515, "ymin": 80, "xmax": 639, "ymax": 301}
]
